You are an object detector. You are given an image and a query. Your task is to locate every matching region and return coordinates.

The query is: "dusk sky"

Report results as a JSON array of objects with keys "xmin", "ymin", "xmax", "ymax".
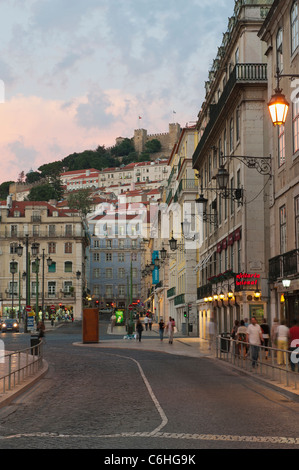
[{"xmin": 0, "ymin": 0, "xmax": 234, "ymax": 184}]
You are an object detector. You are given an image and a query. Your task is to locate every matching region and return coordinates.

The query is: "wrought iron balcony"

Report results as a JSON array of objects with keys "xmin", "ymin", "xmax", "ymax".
[
  {"xmin": 174, "ymin": 293, "xmax": 185, "ymax": 306},
  {"xmin": 269, "ymin": 249, "xmax": 299, "ymax": 281},
  {"xmin": 167, "ymin": 286, "xmax": 176, "ymax": 298},
  {"xmin": 197, "ymin": 283, "xmax": 213, "ymax": 300}
]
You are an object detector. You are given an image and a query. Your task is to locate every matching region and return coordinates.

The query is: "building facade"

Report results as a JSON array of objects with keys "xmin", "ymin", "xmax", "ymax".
[
  {"xmin": 192, "ymin": 0, "xmax": 273, "ymax": 337},
  {"xmin": 259, "ymin": 0, "xmax": 299, "ymax": 325},
  {"xmin": 0, "ymin": 198, "xmax": 89, "ymax": 320}
]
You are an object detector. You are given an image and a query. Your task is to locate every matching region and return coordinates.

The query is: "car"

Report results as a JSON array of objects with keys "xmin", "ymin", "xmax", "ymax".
[{"xmin": 1, "ymin": 319, "xmax": 19, "ymax": 332}]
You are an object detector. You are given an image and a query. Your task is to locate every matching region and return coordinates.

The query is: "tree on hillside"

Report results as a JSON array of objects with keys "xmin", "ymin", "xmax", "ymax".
[
  {"xmin": 110, "ymin": 138, "xmax": 135, "ymax": 157},
  {"xmin": 27, "ymin": 183, "xmax": 57, "ymax": 201},
  {"xmin": 26, "ymin": 171, "xmax": 42, "ymax": 184},
  {"xmin": 0, "ymin": 181, "xmax": 14, "ymax": 200},
  {"xmin": 67, "ymin": 189, "xmax": 93, "ymax": 217},
  {"xmin": 144, "ymin": 139, "xmax": 162, "ymax": 154}
]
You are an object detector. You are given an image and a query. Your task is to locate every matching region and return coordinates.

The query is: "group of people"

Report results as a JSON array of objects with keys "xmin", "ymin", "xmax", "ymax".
[
  {"xmin": 135, "ymin": 316, "xmax": 176, "ymax": 343},
  {"xmin": 230, "ymin": 316, "xmax": 299, "ymax": 370}
]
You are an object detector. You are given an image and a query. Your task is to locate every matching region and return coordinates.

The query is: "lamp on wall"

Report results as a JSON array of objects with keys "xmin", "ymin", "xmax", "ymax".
[{"xmin": 268, "ymin": 67, "xmax": 299, "ymax": 126}]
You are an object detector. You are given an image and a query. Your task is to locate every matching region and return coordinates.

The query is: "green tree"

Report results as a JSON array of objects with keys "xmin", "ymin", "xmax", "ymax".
[
  {"xmin": 144, "ymin": 139, "xmax": 162, "ymax": 153},
  {"xmin": 25, "ymin": 171, "xmax": 42, "ymax": 184},
  {"xmin": 27, "ymin": 184, "xmax": 57, "ymax": 201},
  {"xmin": 0, "ymin": 181, "xmax": 14, "ymax": 200},
  {"xmin": 67, "ymin": 189, "xmax": 93, "ymax": 217}
]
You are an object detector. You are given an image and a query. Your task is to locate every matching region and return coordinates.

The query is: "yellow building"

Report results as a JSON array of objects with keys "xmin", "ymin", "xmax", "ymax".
[{"xmin": 0, "ymin": 197, "xmax": 89, "ymax": 320}]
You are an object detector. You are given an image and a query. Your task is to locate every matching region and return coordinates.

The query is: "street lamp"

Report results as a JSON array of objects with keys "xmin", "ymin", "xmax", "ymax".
[
  {"xmin": 267, "ymin": 67, "xmax": 299, "ymax": 126},
  {"xmin": 10, "ymin": 259, "xmax": 18, "ymax": 317}
]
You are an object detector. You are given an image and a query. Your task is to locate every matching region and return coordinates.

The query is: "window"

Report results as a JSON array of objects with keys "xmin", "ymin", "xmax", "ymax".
[
  {"xmin": 223, "ymin": 128, "xmax": 227, "ymax": 157},
  {"xmin": 208, "ymin": 155, "xmax": 212, "ymax": 182},
  {"xmin": 131, "ymin": 253, "xmax": 137, "ymax": 262},
  {"xmin": 10, "ymin": 243, "xmax": 18, "ymax": 254},
  {"xmin": 295, "ymin": 196, "xmax": 299, "ymax": 248},
  {"xmin": 33, "ymin": 225, "xmax": 39, "ymax": 236},
  {"xmin": 11, "ymin": 225, "xmax": 18, "ymax": 236},
  {"xmin": 106, "ymin": 268, "xmax": 113, "ymax": 278},
  {"xmin": 280, "ymin": 205, "xmax": 287, "ymax": 254},
  {"xmin": 236, "ymin": 107, "xmax": 241, "ymax": 142},
  {"xmin": 94, "ymin": 239, "xmax": 100, "ymax": 249},
  {"xmin": 218, "ymin": 138, "xmax": 222, "ymax": 166},
  {"xmin": 278, "ymin": 125, "xmax": 286, "ymax": 166},
  {"xmin": 94, "ymin": 268, "xmax": 100, "ymax": 278},
  {"xmin": 64, "ymin": 261, "xmax": 72, "ymax": 273},
  {"xmin": 235, "ymin": 47, "xmax": 239, "ymax": 64},
  {"xmin": 229, "ymin": 118, "xmax": 234, "ymax": 153},
  {"xmin": 64, "ymin": 281, "xmax": 72, "ymax": 293},
  {"xmin": 118, "ymin": 253, "xmax": 124, "ymax": 262},
  {"xmin": 48, "ymin": 261, "xmax": 56, "ymax": 273},
  {"xmin": 105, "ymin": 285, "xmax": 113, "ymax": 297},
  {"xmin": 118, "ymin": 268, "xmax": 125, "ymax": 278},
  {"xmin": 93, "ymin": 285, "xmax": 100, "ymax": 296},
  {"xmin": 94, "ymin": 253, "xmax": 100, "ymax": 262},
  {"xmin": 230, "ymin": 177, "xmax": 235, "ymax": 215},
  {"xmin": 132, "ymin": 268, "xmax": 138, "ymax": 278},
  {"xmin": 9, "ymin": 281, "xmax": 17, "ymax": 296},
  {"xmin": 48, "ymin": 281, "xmax": 56, "ymax": 296},
  {"xmin": 106, "ymin": 239, "xmax": 112, "ymax": 249},
  {"xmin": 106, "ymin": 253, "xmax": 112, "ymax": 262},
  {"xmin": 291, "ymin": 2, "xmax": 299, "ymax": 54},
  {"xmin": 48, "ymin": 225, "xmax": 56, "ymax": 236},
  {"xmin": 237, "ymin": 240, "xmax": 241, "ymax": 272},
  {"xmin": 119, "ymin": 285, "xmax": 125, "ymax": 296},
  {"xmin": 276, "ymin": 28, "xmax": 283, "ymax": 72},
  {"xmin": 65, "ymin": 225, "xmax": 72, "ymax": 236},
  {"xmin": 293, "ymin": 100, "xmax": 299, "ymax": 153},
  {"xmin": 48, "ymin": 243, "xmax": 56, "ymax": 254},
  {"xmin": 65, "ymin": 242, "xmax": 72, "ymax": 254}
]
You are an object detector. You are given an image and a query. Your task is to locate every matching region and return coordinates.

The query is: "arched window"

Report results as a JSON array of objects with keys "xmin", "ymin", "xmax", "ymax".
[{"xmin": 291, "ymin": 2, "xmax": 299, "ymax": 54}]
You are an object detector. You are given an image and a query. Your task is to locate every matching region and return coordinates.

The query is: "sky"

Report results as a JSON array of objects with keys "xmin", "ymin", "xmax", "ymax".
[{"xmin": 0, "ymin": 0, "xmax": 235, "ymax": 184}]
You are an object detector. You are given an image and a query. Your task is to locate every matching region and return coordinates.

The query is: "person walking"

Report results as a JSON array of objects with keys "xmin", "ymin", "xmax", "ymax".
[
  {"xmin": 110, "ymin": 313, "xmax": 116, "ymax": 333},
  {"xmin": 289, "ymin": 319, "xmax": 299, "ymax": 372},
  {"xmin": 144, "ymin": 315, "xmax": 149, "ymax": 331},
  {"xmin": 271, "ymin": 317, "xmax": 279, "ymax": 353},
  {"xmin": 159, "ymin": 318, "xmax": 165, "ymax": 341},
  {"xmin": 37, "ymin": 320, "xmax": 45, "ymax": 339},
  {"xmin": 148, "ymin": 315, "xmax": 152, "ymax": 331},
  {"xmin": 136, "ymin": 319, "xmax": 143, "ymax": 342},
  {"xmin": 246, "ymin": 316, "xmax": 263, "ymax": 368},
  {"xmin": 231, "ymin": 320, "xmax": 239, "ymax": 356},
  {"xmin": 277, "ymin": 319, "xmax": 289, "ymax": 366},
  {"xmin": 260, "ymin": 318, "xmax": 270, "ymax": 360},
  {"xmin": 166, "ymin": 316, "xmax": 175, "ymax": 344},
  {"xmin": 236, "ymin": 320, "xmax": 247, "ymax": 359}
]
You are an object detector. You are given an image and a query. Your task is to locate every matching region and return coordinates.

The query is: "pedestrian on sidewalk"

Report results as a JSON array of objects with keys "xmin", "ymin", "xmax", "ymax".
[
  {"xmin": 236, "ymin": 320, "xmax": 247, "ymax": 358},
  {"xmin": 246, "ymin": 316, "xmax": 263, "ymax": 368},
  {"xmin": 166, "ymin": 316, "xmax": 175, "ymax": 344},
  {"xmin": 144, "ymin": 315, "xmax": 149, "ymax": 331},
  {"xmin": 289, "ymin": 319, "xmax": 299, "ymax": 372},
  {"xmin": 37, "ymin": 320, "xmax": 45, "ymax": 339},
  {"xmin": 148, "ymin": 316, "xmax": 152, "ymax": 331},
  {"xmin": 260, "ymin": 318, "xmax": 270, "ymax": 360},
  {"xmin": 231, "ymin": 320, "xmax": 239, "ymax": 356},
  {"xmin": 159, "ymin": 318, "xmax": 165, "ymax": 341},
  {"xmin": 277, "ymin": 319, "xmax": 289, "ymax": 365},
  {"xmin": 271, "ymin": 317, "xmax": 279, "ymax": 353},
  {"xmin": 110, "ymin": 313, "xmax": 116, "ymax": 333},
  {"xmin": 136, "ymin": 319, "xmax": 143, "ymax": 342}
]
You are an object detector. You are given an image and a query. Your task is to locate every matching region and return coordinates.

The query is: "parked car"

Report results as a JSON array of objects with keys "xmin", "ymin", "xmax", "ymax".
[{"xmin": 1, "ymin": 319, "xmax": 19, "ymax": 332}]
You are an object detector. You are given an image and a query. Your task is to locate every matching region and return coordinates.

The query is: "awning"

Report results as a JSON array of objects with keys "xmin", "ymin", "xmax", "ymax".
[{"xmin": 194, "ymin": 250, "xmax": 215, "ymax": 272}]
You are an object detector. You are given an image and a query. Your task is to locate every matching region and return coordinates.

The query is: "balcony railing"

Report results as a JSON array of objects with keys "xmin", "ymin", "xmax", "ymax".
[
  {"xmin": 193, "ymin": 63, "xmax": 267, "ymax": 166},
  {"xmin": 174, "ymin": 293, "xmax": 185, "ymax": 306},
  {"xmin": 177, "ymin": 179, "xmax": 199, "ymax": 199},
  {"xmin": 167, "ymin": 286, "xmax": 176, "ymax": 298},
  {"xmin": 269, "ymin": 249, "xmax": 299, "ymax": 281},
  {"xmin": 197, "ymin": 283, "xmax": 213, "ymax": 300}
]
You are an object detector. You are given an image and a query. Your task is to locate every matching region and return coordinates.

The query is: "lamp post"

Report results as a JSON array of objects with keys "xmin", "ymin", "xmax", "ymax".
[{"xmin": 10, "ymin": 259, "xmax": 18, "ymax": 317}]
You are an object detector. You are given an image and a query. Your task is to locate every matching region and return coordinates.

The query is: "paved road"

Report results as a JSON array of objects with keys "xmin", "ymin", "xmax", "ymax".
[{"xmin": 1, "ymin": 322, "xmax": 299, "ymax": 450}]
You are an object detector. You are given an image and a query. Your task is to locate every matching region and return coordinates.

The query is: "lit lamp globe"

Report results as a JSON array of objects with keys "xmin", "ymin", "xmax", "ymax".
[{"xmin": 268, "ymin": 90, "xmax": 289, "ymax": 126}]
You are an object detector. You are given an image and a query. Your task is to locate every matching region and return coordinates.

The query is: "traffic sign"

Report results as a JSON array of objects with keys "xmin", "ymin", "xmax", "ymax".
[
  {"xmin": 25, "ymin": 305, "xmax": 31, "ymax": 312},
  {"xmin": 51, "ymin": 305, "xmax": 55, "ymax": 311},
  {"xmin": 129, "ymin": 305, "xmax": 133, "ymax": 310}
]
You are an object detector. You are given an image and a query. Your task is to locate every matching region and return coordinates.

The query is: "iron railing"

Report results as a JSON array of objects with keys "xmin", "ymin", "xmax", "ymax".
[
  {"xmin": 0, "ymin": 340, "xmax": 44, "ymax": 394},
  {"xmin": 215, "ymin": 335, "xmax": 299, "ymax": 391}
]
